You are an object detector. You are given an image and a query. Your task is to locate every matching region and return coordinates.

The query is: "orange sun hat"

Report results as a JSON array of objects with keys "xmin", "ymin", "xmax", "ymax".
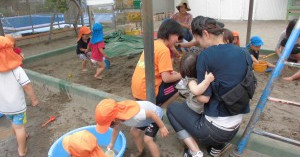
[
  {"xmin": 5, "ymin": 34, "xmax": 16, "ymax": 45},
  {"xmin": 0, "ymin": 36, "xmax": 22, "ymax": 72},
  {"xmin": 77, "ymin": 26, "xmax": 91, "ymax": 41},
  {"xmin": 95, "ymin": 99, "xmax": 140, "ymax": 134},
  {"xmin": 232, "ymin": 31, "xmax": 241, "ymax": 46},
  {"xmin": 63, "ymin": 130, "xmax": 105, "ymax": 157}
]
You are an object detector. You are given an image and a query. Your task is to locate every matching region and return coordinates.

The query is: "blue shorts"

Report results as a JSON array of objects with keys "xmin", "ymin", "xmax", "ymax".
[{"xmin": 6, "ymin": 112, "xmax": 27, "ymax": 125}]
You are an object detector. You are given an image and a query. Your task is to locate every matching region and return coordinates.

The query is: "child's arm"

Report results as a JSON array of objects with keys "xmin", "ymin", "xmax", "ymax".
[
  {"xmin": 79, "ymin": 48, "xmax": 88, "ymax": 53},
  {"xmin": 23, "ymin": 83, "xmax": 39, "ymax": 106},
  {"xmin": 145, "ymin": 110, "xmax": 169, "ymax": 137},
  {"xmin": 188, "ymin": 72, "xmax": 215, "ymax": 96},
  {"xmin": 107, "ymin": 124, "xmax": 120, "ymax": 150},
  {"xmin": 161, "ymin": 71, "xmax": 182, "ymax": 83},
  {"xmin": 250, "ymin": 55, "xmax": 259, "ymax": 64},
  {"xmin": 98, "ymin": 47, "xmax": 108, "ymax": 58}
]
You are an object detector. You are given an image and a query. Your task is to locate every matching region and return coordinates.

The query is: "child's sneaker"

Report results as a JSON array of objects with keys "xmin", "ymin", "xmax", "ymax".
[
  {"xmin": 183, "ymin": 148, "xmax": 203, "ymax": 157},
  {"xmin": 208, "ymin": 143, "xmax": 232, "ymax": 157}
]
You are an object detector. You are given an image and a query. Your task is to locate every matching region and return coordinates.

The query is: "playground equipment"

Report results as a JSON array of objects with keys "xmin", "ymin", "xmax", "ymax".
[
  {"xmin": 231, "ymin": 18, "xmax": 300, "ymax": 156},
  {"xmin": 48, "ymin": 125, "xmax": 126, "ymax": 157}
]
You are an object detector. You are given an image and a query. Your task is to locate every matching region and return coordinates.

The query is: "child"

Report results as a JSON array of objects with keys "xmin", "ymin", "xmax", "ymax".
[
  {"xmin": 95, "ymin": 99, "xmax": 168, "ymax": 157},
  {"xmin": 131, "ymin": 19, "xmax": 182, "ymax": 108},
  {"xmin": 63, "ymin": 130, "xmax": 106, "ymax": 157},
  {"xmin": 0, "ymin": 36, "xmax": 39, "ymax": 157},
  {"xmin": 232, "ymin": 31, "xmax": 241, "ymax": 46},
  {"xmin": 89, "ymin": 23, "xmax": 107, "ymax": 79},
  {"xmin": 77, "ymin": 26, "xmax": 92, "ymax": 72},
  {"xmin": 247, "ymin": 36, "xmax": 275, "ymax": 69},
  {"xmin": 176, "ymin": 52, "xmax": 215, "ymax": 114}
]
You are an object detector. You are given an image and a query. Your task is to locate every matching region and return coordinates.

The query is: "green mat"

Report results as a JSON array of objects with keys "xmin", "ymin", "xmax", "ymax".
[{"xmin": 104, "ymin": 31, "xmax": 144, "ymax": 57}]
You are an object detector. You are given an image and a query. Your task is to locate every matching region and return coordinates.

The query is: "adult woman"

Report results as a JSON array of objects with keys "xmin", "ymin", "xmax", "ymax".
[
  {"xmin": 171, "ymin": 0, "xmax": 193, "ymax": 41},
  {"xmin": 167, "ymin": 16, "xmax": 252, "ymax": 157},
  {"xmin": 131, "ymin": 19, "xmax": 182, "ymax": 108}
]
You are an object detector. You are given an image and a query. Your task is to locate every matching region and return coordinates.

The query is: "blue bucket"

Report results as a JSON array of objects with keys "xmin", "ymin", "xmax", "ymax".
[{"xmin": 48, "ymin": 125, "xmax": 126, "ymax": 157}]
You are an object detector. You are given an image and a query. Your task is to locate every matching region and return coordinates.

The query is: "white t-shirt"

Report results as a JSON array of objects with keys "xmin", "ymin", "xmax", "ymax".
[
  {"xmin": 0, "ymin": 67, "xmax": 30, "ymax": 115},
  {"xmin": 122, "ymin": 101, "xmax": 163, "ymax": 127},
  {"xmin": 205, "ymin": 114, "xmax": 243, "ymax": 131}
]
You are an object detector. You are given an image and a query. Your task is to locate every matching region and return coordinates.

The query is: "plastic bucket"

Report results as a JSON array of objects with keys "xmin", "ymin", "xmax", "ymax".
[
  {"xmin": 48, "ymin": 125, "xmax": 126, "ymax": 157},
  {"xmin": 253, "ymin": 60, "xmax": 267, "ymax": 72}
]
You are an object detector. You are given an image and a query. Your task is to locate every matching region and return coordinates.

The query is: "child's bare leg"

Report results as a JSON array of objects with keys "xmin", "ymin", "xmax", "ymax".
[
  {"xmin": 82, "ymin": 60, "xmax": 88, "ymax": 71},
  {"xmin": 283, "ymin": 70, "xmax": 300, "ymax": 81},
  {"xmin": 12, "ymin": 124, "xmax": 27, "ymax": 156},
  {"xmin": 144, "ymin": 135, "xmax": 160, "ymax": 157},
  {"xmin": 94, "ymin": 61, "xmax": 105, "ymax": 79},
  {"xmin": 130, "ymin": 127, "xmax": 144, "ymax": 156},
  {"xmin": 161, "ymin": 92, "xmax": 179, "ymax": 109}
]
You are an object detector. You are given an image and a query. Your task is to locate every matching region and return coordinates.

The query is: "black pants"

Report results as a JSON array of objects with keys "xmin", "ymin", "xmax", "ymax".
[{"xmin": 167, "ymin": 101, "xmax": 239, "ymax": 149}]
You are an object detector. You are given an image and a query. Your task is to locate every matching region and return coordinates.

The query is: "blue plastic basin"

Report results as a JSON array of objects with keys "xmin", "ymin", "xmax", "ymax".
[{"xmin": 48, "ymin": 125, "xmax": 126, "ymax": 157}]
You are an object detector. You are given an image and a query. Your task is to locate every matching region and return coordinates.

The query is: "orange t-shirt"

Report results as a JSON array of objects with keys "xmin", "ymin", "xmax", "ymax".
[{"xmin": 131, "ymin": 40, "xmax": 174, "ymax": 100}]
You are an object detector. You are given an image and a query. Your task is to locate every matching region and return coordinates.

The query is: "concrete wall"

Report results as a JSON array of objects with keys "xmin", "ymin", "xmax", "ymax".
[
  {"xmin": 153, "ymin": 0, "xmax": 174, "ymax": 13},
  {"xmin": 174, "ymin": 0, "xmax": 292, "ymax": 20}
]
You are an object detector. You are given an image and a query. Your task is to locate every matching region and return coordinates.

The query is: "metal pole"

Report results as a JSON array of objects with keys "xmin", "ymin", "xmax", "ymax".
[
  {"xmin": 0, "ymin": 17, "xmax": 4, "ymax": 36},
  {"xmin": 231, "ymin": 18, "xmax": 300, "ymax": 156},
  {"xmin": 253, "ymin": 130, "xmax": 300, "ymax": 147},
  {"xmin": 245, "ymin": 0, "xmax": 254, "ymax": 45},
  {"xmin": 142, "ymin": 0, "xmax": 155, "ymax": 103}
]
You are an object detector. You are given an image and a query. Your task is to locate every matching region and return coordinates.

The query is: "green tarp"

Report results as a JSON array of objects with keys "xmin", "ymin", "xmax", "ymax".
[{"xmin": 104, "ymin": 31, "xmax": 144, "ymax": 57}]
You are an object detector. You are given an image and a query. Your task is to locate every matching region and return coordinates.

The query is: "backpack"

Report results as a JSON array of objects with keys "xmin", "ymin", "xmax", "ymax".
[{"xmin": 212, "ymin": 50, "xmax": 257, "ymax": 116}]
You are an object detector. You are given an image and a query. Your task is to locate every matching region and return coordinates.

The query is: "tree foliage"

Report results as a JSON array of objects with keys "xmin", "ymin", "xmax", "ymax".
[{"xmin": 45, "ymin": 0, "xmax": 69, "ymax": 13}]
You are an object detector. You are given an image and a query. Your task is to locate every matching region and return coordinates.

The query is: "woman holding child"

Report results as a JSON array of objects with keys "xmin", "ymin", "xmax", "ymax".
[{"xmin": 167, "ymin": 16, "xmax": 252, "ymax": 157}]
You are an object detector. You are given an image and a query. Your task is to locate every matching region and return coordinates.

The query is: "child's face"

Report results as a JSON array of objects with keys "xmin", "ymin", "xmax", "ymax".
[
  {"xmin": 250, "ymin": 45, "xmax": 261, "ymax": 52},
  {"xmin": 82, "ymin": 34, "xmax": 90, "ymax": 40},
  {"xmin": 168, "ymin": 34, "xmax": 179, "ymax": 46}
]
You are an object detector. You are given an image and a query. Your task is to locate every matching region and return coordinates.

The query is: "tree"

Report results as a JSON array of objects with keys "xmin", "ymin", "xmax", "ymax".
[{"xmin": 46, "ymin": 0, "xmax": 84, "ymax": 43}]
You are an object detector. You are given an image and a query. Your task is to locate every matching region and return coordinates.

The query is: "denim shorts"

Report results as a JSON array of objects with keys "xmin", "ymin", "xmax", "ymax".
[{"xmin": 6, "ymin": 112, "xmax": 27, "ymax": 125}]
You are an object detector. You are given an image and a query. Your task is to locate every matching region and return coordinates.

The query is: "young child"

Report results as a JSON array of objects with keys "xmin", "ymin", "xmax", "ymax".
[
  {"xmin": 76, "ymin": 26, "xmax": 92, "ymax": 72},
  {"xmin": 0, "ymin": 36, "xmax": 39, "ymax": 157},
  {"xmin": 63, "ymin": 130, "xmax": 106, "ymax": 157},
  {"xmin": 247, "ymin": 36, "xmax": 275, "ymax": 69},
  {"xmin": 89, "ymin": 23, "xmax": 107, "ymax": 79},
  {"xmin": 232, "ymin": 31, "xmax": 241, "ymax": 46},
  {"xmin": 95, "ymin": 99, "xmax": 168, "ymax": 157},
  {"xmin": 176, "ymin": 52, "xmax": 215, "ymax": 114}
]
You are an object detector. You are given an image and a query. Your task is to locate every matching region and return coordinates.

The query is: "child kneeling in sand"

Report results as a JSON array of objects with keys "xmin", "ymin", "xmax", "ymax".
[
  {"xmin": 0, "ymin": 36, "xmax": 39, "ymax": 157},
  {"xmin": 176, "ymin": 52, "xmax": 215, "ymax": 114},
  {"xmin": 95, "ymin": 99, "xmax": 168, "ymax": 157},
  {"xmin": 63, "ymin": 130, "xmax": 106, "ymax": 157}
]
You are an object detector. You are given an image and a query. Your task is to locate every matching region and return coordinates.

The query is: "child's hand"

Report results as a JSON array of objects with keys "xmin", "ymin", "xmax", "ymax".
[
  {"xmin": 31, "ymin": 99, "xmax": 39, "ymax": 107},
  {"xmin": 205, "ymin": 72, "xmax": 215, "ymax": 82},
  {"xmin": 159, "ymin": 126, "xmax": 169, "ymax": 138},
  {"xmin": 106, "ymin": 143, "xmax": 114, "ymax": 151}
]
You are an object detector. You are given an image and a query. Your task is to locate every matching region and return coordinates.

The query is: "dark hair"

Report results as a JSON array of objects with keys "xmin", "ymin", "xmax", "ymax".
[
  {"xmin": 157, "ymin": 19, "xmax": 183, "ymax": 40},
  {"xmin": 286, "ymin": 19, "xmax": 297, "ymax": 38},
  {"xmin": 191, "ymin": 16, "xmax": 225, "ymax": 37},
  {"xmin": 223, "ymin": 28, "xmax": 234, "ymax": 44},
  {"xmin": 180, "ymin": 51, "xmax": 198, "ymax": 78}
]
